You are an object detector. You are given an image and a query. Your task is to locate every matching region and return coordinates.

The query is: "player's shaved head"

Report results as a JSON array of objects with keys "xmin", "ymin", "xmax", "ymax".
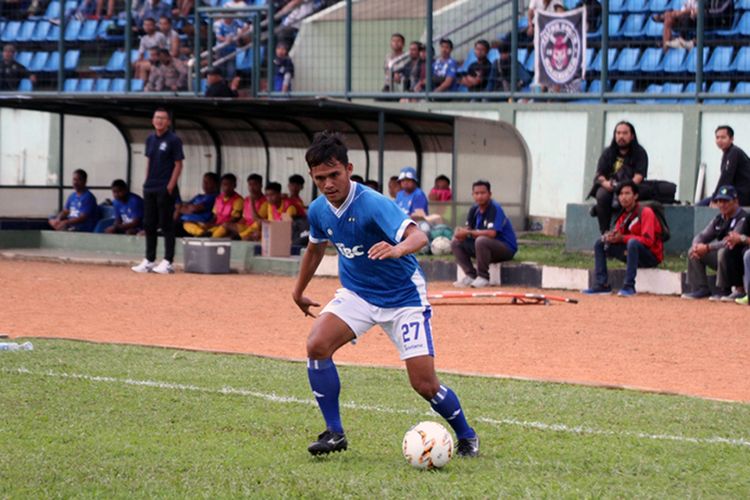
[{"xmin": 305, "ymin": 130, "xmax": 349, "ymax": 169}]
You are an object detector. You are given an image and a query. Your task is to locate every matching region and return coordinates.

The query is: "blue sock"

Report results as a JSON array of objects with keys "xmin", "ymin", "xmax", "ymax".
[
  {"xmin": 430, "ymin": 385, "xmax": 476, "ymax": 440},
  {"xmin": 307, "ymin": 358, "xmax": 343, "ymax": 434}
]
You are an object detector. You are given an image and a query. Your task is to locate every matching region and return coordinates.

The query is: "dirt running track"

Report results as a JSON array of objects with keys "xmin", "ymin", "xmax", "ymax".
[{"xmin": 1, "ymin": 259, "xmax": 748, "ymax": 403}]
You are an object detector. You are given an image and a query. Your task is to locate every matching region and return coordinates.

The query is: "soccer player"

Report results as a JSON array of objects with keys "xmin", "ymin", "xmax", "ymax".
[
  {"xmin": 292, "ymin": 131, "xmax": 480, "ymax": 457},
  {"xmin": 49, "ymin": 169, "xmax": 97, "ymax": 232}
]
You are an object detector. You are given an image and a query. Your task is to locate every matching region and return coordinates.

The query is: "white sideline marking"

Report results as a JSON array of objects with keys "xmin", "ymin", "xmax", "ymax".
[{"xmin": 5, "ymin": 367, "xmax": 750, "ymax": 449}]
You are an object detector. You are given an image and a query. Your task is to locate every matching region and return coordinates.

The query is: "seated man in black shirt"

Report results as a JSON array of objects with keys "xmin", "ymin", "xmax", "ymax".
[
  {"xmin": 204, "ymin": 66, "xmax": 238, "ymax": 97},
  {"xmin": 490, "ymin": 40, "xmax": 532, "ymax": 92},
  {"xmin": 588, "ymin": 121, "xmax": 649, "ymax": 234},
  {"xmin": 460, "ymin": 40, "xmax": 492, "ymax": 92},
  {"xmin": 698, "ymin": 125, "xmax": 750, "ymax": 207},
  {"xmin": 0, "ymin": 44, "xmax": 28, "ymax": 91}
]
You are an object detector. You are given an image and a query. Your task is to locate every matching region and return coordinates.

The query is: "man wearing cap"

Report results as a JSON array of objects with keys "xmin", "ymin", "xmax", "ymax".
[
  {"xmin": 205, "ymin": 66, "xmax": 238, "ymax": 97},
  {"xmin": 395, "ymin": 166, "xmax": 429, "ymax": 218},
  {"xmin": 682, "ymin": 185, "xmax": 748, "ymax": 300}
]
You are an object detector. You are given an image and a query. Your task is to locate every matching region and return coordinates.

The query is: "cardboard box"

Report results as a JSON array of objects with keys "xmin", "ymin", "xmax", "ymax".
[{"xmin": 261, "ymin": 220, "xmax": 292, "ymax": 257}]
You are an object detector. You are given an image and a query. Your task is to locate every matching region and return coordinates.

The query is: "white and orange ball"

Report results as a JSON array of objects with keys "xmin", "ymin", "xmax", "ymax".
[{"xmin": 402, "ymin": 421, "xmax": 454, "ymax": 469}]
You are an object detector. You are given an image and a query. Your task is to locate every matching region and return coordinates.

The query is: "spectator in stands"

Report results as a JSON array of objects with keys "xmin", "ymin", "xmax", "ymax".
[
  {"xmin": 383, "ymin": 33, "xmax": 407, "ymax": 92},
  {"xmin": 395, "ymin": 166, "xmax": 429, "ymax": 217},
  {"xmin": 526, "ymin": 0, "xmax": 564, "ymax": 38},
  {"xmin": 158, "ymin": 16, "xmax": 180, "ymax": 58},
  {"xmin": 204, "ymin": 66, "xmax": 239, "ymax": 97},
  {"xmin": 180, "ymin": 172, "xmax": 220, "ymax": 236},
  {"xmin": 588, "ymin": 121, "xmax": 648, "ymax": 235},
  {"xmin": 451, "ymin": 179, "xmax": 517, "ymax": 289},
  {"xmin": 136, "ymin": 0, "xmax": 172, "ymax": 30},
  {"xmin": 106, "ymin": 179, "xmax": 144, "ymax": 235},
  {"xmin": 1, "ymin": 1, "xmax": 26, "ymax": 20},
  {"xmin": 682, "ymin": 185, "xmax": 748, "ymax": 300},
  {"xmin": 146, "ymin": 48, "xmax": 187, "ymax": 92},
  {"xmin": 365, "ymin": 179, "xmax": 380, "ymax": 192},
  {"xmin": 459, "ymin": 40, "xmax": 492, "ymax": 93},
  {"xmin": 432, "ymin": 39, "xmax": 458, "ymax": 93},
  {"xmin": 272, "ymin": 42, "xmax": 294, "ymax": 92},
  {"xmin": 350, "ymin": 174, "xmax": 365, "ymax": 184},
  {"xmin": 132, "ymin": 108, "xmax": 184, "ymax": 275},
  {"xmin": 135, "ymin": 18, "xmax": 167, "ymax": 81},
  {"xmin": 387, "ymin": 175, "xmax": 399, "ymax": 199},
  {"xmin": 429, "ymin": 174, "xmax": 452, "ymax": 202},
  {"xmin": 172, "ymin": 0, "xmax": 196, "ymax": 18},
  {"xmin": 576, "ymin": 0, "xmax": 602, "ymax": 33},
  {"xmin": 491, "ymin": 40, "xmax": 532, "ymax": 92},
  {"xmin": 0, "ymin": 45, "xmax": 30, "ymax": 91},
  {"xmin": 214, "ymin": 17, "xmax": 248, "ymax": 80},
  {"xmin": 275, "ymin": 0, "xmax": 316, "ymax": 47},
  {"xmin": 264, "ymin": 181, "xmax": 297, "ymax": 221},
  {"xmin": 285, "ymin": 174, "xmax": 307, "ymax": 217},
  {"xmin": 396, "ymin": 41, "xmax": 423, "ymax": 92},
  {"xmin": 698, "ymin": 125, "xmax": 750, "ymax": 207},
  {"xmin": 583, "ymin": 181, "xmax": 663, "ymax": 297},
  {"xmin": 204, "ymin": 173, "xmax": 244, "ymax": 238},
  {"xmin": 654, "ymin": 0, "xmax": 733, "ymax": 50},
  {"xmin": 49, "ymin": 169, "xmax": 98, "ymax": 232}
]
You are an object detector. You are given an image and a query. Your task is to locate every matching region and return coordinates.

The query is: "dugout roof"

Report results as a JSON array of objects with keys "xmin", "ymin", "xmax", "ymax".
[{"xmin": 0, "ymin": 96, "xmax": 530, "ymax": 225}]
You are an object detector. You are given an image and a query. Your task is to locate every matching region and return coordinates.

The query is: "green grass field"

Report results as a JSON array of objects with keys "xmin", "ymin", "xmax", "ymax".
[{"xmin": 2, "ymin": 339, "xmax": 749, "ymax": 498}]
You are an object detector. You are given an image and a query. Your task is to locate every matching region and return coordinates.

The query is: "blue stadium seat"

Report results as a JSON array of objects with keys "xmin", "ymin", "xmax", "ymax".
[
  {"xmin": 587, "ymin": 79, "xmax": 604, "ymax": 93},
  {"xmin": 636, "ymin": 83, "xmax": 662, "ymax": 104},
  {"xmin": 64, "ymin": 78, "xmax": 79, "ymax": 92},
  {"xmin": 28, "ymin": 52, "xmax": 49, "ymax": 72},
  {"xmin": 609, "ymin": 0, "xmax": 628, "ymax": 13},
  {"xmin": 622, "ymin": 14, "xmax": 647, "ymax": 37},
  {"xmin": 78, "ymin": 20, "xmax": 99, "ymax": 41},
  {"xmin": 733, "ymin": 82, "xmax": 750, "ymax": 104},
  {"xmin": 585, "ymin": 47, "xmax": 595, "ymax": 69},
  {"xmin": 97, "ymin": 20, "xmax": 114, "ymax": 38},
  {"xmin": 612, "ymin": 48, "xmax": 641, "ymax": 72},
  {"xmin": 731, "ymin": 46, "xmax": 750, "ymax": 72},
  {"xmin": 685, "ymin": 47, "xmax": 710, "ymax": 73},
  {"xmin": 608, "ymin": 14, "xmax": 625, "ymax": 37},
  {"xmin": 679, "ymin": 81, "xmax": 705, "ymax": 103},
  {"xmin": 563, "ymin": 0, "xmax": 578, "ymax": 9},
  {"xmin": 16, "ymin": 51, "xmax": 33, "ymax": 68},
  {"xmin": 236, "ymin": 49, "xmax": 253, "ymax": 72},
  {"xmin": 64, "ymin": 50, "xmax": 80, "ymax": 71},
  {"xmin": 90, "ymin": 49, "xmax": 137, "ymax": 73},
  {"xmin": 714, "ymin": 10, "xmax": 745, "ymax": 36},
  {"xmin": 638, "ymin": 47, "xmax": 663, "ymax": 72},
  {"xmin": 95, "ymin": 79, "xmax": 111, "ymax": 92},
  {"xmin": 648, "ymin": 0, "xmax": 672, "ymax": 12},
  {"xmin": 525, "ymin": 49, "xmax": 535, "ymax": 73},
  {"xmin": 662, "ymin": 47, "xmax": 688, "ymax": 72},
  {"xmin": 44, "ymin": 1, "xmax": 62, "ymax": 19},
  {"xmin": 16, "ymin": 20, "xmax": 37, "ymax": 43},
  {"xmin": 737, "ymin": 11, "xmax": 750, "ymax": 35},
  {"xmin": 111, "ymin": 78, "xmax": 126, "ymax": 92},
  {"xmin": 131, "ymin": 79, "xmax": 144, "ymax": 92},
  {"xmin": 610, "ymin": 80, "xmax": 635, "ymax": 103},
  {"xmin": 2, "ymin": 21, "xmax": 22, "ymax": 43},
  {"xmin": 31, "ymin": 20, "xmax": 52, "ymax": 42},
  {"xmin": 738, "ymin": 0, "xmax": 750, "ymax": 10},
  {"xmin": 64, "ymin": 0, "xmax": 79, "ymax": 15},
  {"xmin": 661, "ymin": 82, "xmax": 684, "ymax": 101},
  {"xmin": 591, "ymin": 48, "xmax": 618, "ymax": 72},
  {"xmin": 64, "ymin": 19, "xmax": 81, "ymax": 42},
  {"xmin": 705, "ymin": 81, "xmax": 731, "ymax": 104},
  {"xmin": 78, "ymin": 78, "xmax": 95, "ymax": 92},
  {"xmin": 459, "ymin": 50, "xmax": 477, "ymax": 73},
  {"xmin": 41, "ymin": 51, "xmax": 61, "ymax": 72},
  {"xmin": 704, "ymin": 46, "xmax": 733, "ymax": 73},
  {"xmin": 46, "ymin": 24, "xmax": 60, "ymax": 42},
  {"xmin": 517, "ymin": 48, "xmax": 529, "ymax": 67},
  {"xmin": 624, "ymin": 0, "xmax": 650, "ymax": 12},
  {"xmin": 488, "ymin": 48, "xmax": 500, "ymax": 63},
  {"xmin": 18, "ymin": 79, "xmax": 33, "ymax": 91},
  {"xmin": 643, "ymin": 17, "xmax": 665, "ymax": 37}
]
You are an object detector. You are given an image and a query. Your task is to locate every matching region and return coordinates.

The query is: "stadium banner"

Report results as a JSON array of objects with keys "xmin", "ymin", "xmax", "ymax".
[{"xmin": 533, "ymin": 8, "xmax": 587, "ymax": 87}]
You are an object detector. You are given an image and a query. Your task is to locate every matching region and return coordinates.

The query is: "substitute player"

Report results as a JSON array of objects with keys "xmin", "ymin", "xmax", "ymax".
[{"xmin": 292, "ymin": 131, "xmax": 480, "ymax": 457}]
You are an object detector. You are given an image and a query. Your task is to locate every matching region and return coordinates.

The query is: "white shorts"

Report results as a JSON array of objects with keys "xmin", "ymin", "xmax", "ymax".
[{"xmin": 321, "ymin": 288, "xmax": 435, "ymax": 360}]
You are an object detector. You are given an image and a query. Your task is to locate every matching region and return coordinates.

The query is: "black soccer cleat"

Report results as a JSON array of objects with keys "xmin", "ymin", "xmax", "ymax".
[
  {"xmin": 308, "ymin": 429, "xmax": 348, "ymax": 456},
  {"xmin": 456, "ymin": 434, "xmax": 480, "ymax": 458}
]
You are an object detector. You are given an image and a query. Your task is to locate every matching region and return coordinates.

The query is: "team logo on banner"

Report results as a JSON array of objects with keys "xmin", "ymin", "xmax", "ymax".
[{"xmin": 534, "ymin": 8, "xmax": 586, "ymax": 87}]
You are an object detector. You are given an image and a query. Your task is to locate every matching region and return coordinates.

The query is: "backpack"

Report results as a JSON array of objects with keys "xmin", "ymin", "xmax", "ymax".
[{"xmin": 638, "ymin": 201, "xmax": 670, "ymax": 242}]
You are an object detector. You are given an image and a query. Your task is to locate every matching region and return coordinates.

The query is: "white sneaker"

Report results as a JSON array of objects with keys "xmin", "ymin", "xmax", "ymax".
[
  {"xmin": 453, "ymin": 276, "xmax": 474, "ymax": 288},
  {"xmin": 470, "ymin": 276, "xmax": 490, "ymax": 288},
  {"xmin": 152, "ymin": 259, "xmax": 175, "ymax": 275},
  {"xmin": 131, "ymin": 259, "xmax": 155, "ymax": 273}
]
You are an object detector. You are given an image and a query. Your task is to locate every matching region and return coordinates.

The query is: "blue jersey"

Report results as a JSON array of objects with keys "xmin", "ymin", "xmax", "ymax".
[
  {"xmin": 468, "ymin": 199, "xmax": 518, "ymax": 254},
  {"xmin": 180, "ymin": 193, "xmax": 217, "ymax": 222},
  {"xmin": 64, "ymin": 190, "xmax": 97, "ymax": 232},
  {"xmin": 395, "ymin": 188, "xmax": 429, "ymax": 216},
  {"xmin": 432, "ymin": 57, "xmax": 458, "ymax": 91},
  {"xmin": 308, "ymin": 182, "xmax": 428, "ymax": 309},
  {"xmin": 113, "ymin": 193, "xmax": 144, "ymax": 225}
]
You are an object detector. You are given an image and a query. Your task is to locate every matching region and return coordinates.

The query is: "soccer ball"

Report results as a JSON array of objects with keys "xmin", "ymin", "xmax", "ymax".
[
  {"xmin": 402, "ymin": 421, "xmax": 454, "ymax": 469},
  {"xmin": 430, "ymin": 236, "xmax": 452, "ymax": 256}
]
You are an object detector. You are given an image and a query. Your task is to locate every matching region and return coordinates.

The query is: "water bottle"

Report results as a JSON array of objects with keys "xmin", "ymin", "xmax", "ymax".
[{"xmin": 0, "ymin": 342, "xmax": 33, "ymax": 351}]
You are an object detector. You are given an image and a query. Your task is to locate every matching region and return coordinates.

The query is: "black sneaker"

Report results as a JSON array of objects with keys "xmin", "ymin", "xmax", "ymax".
[
  {"xmin": 456, "ymin": 434, "xmax": 480, "ymax": 457},
  {"xmin": 308, "ymin": 429, "xmax": 347, "ymax": 456}
]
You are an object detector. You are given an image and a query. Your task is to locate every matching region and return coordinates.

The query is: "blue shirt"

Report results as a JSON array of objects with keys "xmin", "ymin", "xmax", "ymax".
[
  {"xmin": 395, "ymin": 188, "xmax": 429, "ymax": 216},
  {"xmin": 144, "ymin": 130, "xmax": 185, "ymax": 193},
  {"xmin": 432, "ymin": 57, "xmax": 458, "ymax": 91},
  {"xmin": 215, "ymin": 20, "xmax": 244, "ymax": 57},
  {"xmin": 308, "ymin": 182, "xmax": 428, "ymax": 309},
  {"xmin": 113, "ymin": 193, "xmax": 144, "ymax": 226},
  {"xmin": 180, "ymin": 193, "xmax": 217, "ymax": 222},
  {"xmin": 64, "ymin": 190, "xmax": 97, "ymax": 232},
  {"xmin": 469, "ymin": 199, "xmax": 518, "ymax": 253}
]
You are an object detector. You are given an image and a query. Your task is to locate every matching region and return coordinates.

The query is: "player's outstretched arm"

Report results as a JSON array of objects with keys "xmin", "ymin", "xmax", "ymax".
[
  {"xmin": 368, "ymin": 223, "xmax": 428, "ymax": 260},
  {"xmin": 292, "ymin": 241, "xmax": 327, "ymax": 317}
]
